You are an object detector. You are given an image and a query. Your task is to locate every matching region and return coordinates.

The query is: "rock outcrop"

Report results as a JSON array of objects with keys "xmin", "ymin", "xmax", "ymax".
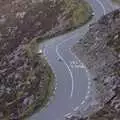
[{"xmin": 71, "ymin": 9, "xmax": 120, "ymax": 120}]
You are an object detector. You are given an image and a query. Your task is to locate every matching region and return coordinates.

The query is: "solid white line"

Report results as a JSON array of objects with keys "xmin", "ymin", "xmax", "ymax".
[
  {"xmin": 70, "ymin": 49, "xmax": 91, "ymax": 104},
  {"xmin": 64, "ymin": 113, "xmax": 72, "ymax": 117},
  {"xmin": 56, "ymin": 41, "xmax": 74, "ymax": 98},
  {"xmin": 96, "ymin": 0, "xmax": 106, "ymax": 15}
]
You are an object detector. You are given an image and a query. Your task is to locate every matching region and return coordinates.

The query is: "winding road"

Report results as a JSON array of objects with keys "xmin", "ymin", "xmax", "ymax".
[{"xmin": 29, "ymin": 0, "xmax": 113, "ymax": 120}]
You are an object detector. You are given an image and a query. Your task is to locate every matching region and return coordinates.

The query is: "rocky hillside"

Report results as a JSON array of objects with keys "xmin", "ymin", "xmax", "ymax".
[
  {"xmin": 71, "ymin": 9, "xmax": 120, "ymax": 120},
  {"xmin": 0, "ymin": 0, "xmax": 92, "ymax": 43},
  {"xmin": 0, "ymin": 0, "xmax": 92, "ymax": 119}
]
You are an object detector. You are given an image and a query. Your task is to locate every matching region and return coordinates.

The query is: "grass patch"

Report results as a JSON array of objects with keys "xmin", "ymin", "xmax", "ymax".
[
  {"xmin": 22, "ymin": 62, "xmax": 55, "ymax": 120},
  {"xmin": 65, "ymin": 0, "xmax": 92, "ymax": 26},
  {"xmin": 112, "ymin": 0, "xmax": 120, "ymax": 4}
]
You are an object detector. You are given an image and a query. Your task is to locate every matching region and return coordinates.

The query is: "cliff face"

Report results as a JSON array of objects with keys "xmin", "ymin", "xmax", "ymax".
[{"xmin": 72, "ymin": 9, "xmax": 120, "ymax": 120}]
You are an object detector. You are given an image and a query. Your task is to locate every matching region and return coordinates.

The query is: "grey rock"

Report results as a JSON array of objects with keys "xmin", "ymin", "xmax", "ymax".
[{"xmin": 71, "ymin": 8, "xmax": 120, "ymax": 120}]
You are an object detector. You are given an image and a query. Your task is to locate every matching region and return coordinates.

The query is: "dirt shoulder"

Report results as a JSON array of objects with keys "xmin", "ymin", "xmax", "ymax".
[
  {"xmin": 0, "ymin": 0, "xmax": 92, "ymax": 119},
  {"xmin": 70, "ymin": 9, "xmax": 120, "ymax": 120}
]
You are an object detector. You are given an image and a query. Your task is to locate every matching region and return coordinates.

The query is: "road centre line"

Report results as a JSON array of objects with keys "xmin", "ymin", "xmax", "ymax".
[{"xmin": 56, "ymin": 39, "xmax": 74, "ymax": 98}]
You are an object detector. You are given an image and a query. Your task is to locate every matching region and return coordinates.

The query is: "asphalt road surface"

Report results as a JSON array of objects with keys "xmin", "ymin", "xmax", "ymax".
[{"xmin": 29, "ymin": 0, "xmax": 113, "ymax": 120}]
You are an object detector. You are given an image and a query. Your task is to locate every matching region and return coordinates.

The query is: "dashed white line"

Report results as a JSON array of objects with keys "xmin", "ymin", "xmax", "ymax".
[
  {"xmin": 73, "ymin": 106, "xmax": 79, "ymax": 111},
  {"xmin": 88, "ymin": 85, "xmax": 90, "ymax": 90},
  {"xmin": 42, "ymin": 0, "xmax": 107, "ymax": 115},
  {"xmin": 81, "ymin": 100, "xmax": 85, "ymax": 105},
  {"xmin": 88, "ymin": 82, "xmax": 91, "ymax": 86},
  {"xmin": 64, "ymin": 113, "xmax": 72, "ymax": 118},
  {"xmin": 70, "ymin": 48, "xmax": 91, "ymax": 107},
  {"xmin": 85, "ymin": 95, "xmax": 89, "ymax": 100}
]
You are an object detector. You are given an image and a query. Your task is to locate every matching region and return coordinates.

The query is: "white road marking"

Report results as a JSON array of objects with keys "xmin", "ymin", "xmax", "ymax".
[
  {"xmin": 56, "ymin": 82, "xmax": 58, "ymax": 86},
  {"xmin": 96, "ymin": 0, "xmax": 106, "ymax": 15},
  {"xmin": 56, "ymin": 40, "xmax": 74, "ymax": 98},
  {"xmin": 69, "ymin": 48, "xmax": 86, "ymax": 69},
  {"xmin": 87, "ymin": 90, "xmax": 90, "ymax": 94},
  {"xmin": 42, "ymin": 0, "xmax": 107, "ymax": 114},
  {"xmin": 70, "ymin": 49, "xmax": 91, "ymax": 90},
  {"xmin": 81, "ymin": 100, "xmax": 85, "ymax": 105},
  {"xmin": 73, "ymin": 106, "xmax": 79, "ymax": 111},
  {"xmin": 64, "ymin": 113, "xmax": 72, "ymax": 118},
  {"xmin": 85, "ymin": 95, "xmax": 89, "ymax": 100},
  {"xmin": 88, "ymin": 86, "xmax": 90, "ymax": 90},
  {"xmin": 88, "ymin": 81, "xmax": 91, "ymax": 85}
]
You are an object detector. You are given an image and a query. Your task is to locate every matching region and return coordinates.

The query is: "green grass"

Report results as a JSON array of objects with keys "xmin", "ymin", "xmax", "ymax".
[
  {"xmin": 37, "ymin": 0, "xmax": 93, "ymax": 43},
  {"xmin": 20, "ymin": 0, "xmax": 92, "ymax": 119},
  {"xmin": 23, "ymin": 61, "xmax": 55, "ymax": 120},
  {"xmin": 112, "ymin": 0, "xmax": 120, "ymax": 4},
  {"xmin": 72, "ymin": 4, "xmax": 91, "ymax": 25},
  {"xmin": 63, "ymin": 0, "xmax": 92, "ymax": 26}
]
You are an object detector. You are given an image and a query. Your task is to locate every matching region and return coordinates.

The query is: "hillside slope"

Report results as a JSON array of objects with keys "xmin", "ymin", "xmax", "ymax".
[
  {"xmin": 71, "ymin": 9, "xmax": 120, "ymax": 120},
  {"xmin": 0, "ymin": 0, "xmax": 92, "ymax": 119}
]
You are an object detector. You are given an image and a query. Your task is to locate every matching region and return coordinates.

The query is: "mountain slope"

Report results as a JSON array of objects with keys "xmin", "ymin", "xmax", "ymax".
[{"xmin": 71, "ymin": 8, "xmax": 120, "ymax": 120}]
